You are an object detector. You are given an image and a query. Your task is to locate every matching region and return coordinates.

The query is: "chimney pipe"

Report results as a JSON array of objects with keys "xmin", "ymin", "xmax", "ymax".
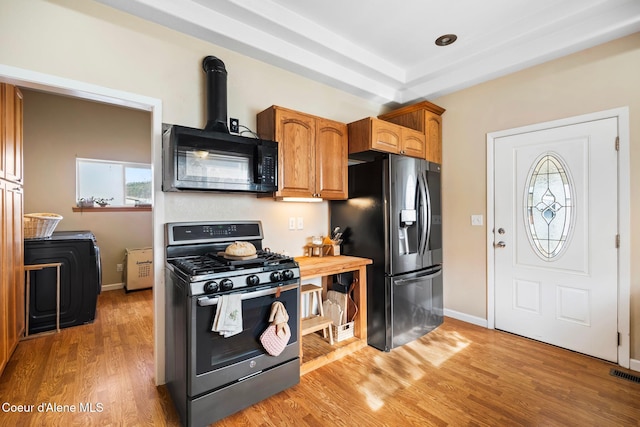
[{"xmin": 202, "ymin": 56, "xmax": 229, "ymax": 133}]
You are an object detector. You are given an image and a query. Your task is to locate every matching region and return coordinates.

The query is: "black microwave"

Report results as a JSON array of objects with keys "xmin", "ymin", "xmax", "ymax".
[{"xmin": 162, "ymin": 124, "xmax": 277, "ymax": 193}]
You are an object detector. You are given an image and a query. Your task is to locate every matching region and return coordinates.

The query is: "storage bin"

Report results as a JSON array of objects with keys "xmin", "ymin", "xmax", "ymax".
[
  {"xmin": 124, "ymin": 247, "xmax": 153, "ymax": 291},
  {"xmin": 332, "ymin": 321, "xmax": 354, "ymax": 342}
]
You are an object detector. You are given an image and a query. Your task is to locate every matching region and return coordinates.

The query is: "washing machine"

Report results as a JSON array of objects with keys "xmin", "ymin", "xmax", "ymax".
[{"xmin": 24, "ymin": 230, "xmax": 102, "ymax": 335}]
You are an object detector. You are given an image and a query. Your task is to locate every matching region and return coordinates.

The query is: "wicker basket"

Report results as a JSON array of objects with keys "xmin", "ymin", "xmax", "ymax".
[
  {"xmin": 23, "ymin": 213, "xmax": 63, "ymax": 239},
  {"xmin": 332, "ymin": 321, "xmax": 355, "ymax": 342}
]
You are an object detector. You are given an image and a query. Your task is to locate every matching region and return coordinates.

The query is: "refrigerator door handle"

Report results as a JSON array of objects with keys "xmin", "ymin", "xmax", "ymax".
[
  {"xmin": 418, "ymin": 173, "xmax": 430, "ymax": 255},
  {"xmin": 424, "ymin": 171, "xmax": 432, "ymax": 254},
  {"xmin": 394, "ymin": 266, "xmax": 443, "ymax": 284}
]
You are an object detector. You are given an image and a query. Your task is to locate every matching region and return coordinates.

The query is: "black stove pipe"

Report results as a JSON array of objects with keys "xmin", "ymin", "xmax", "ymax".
[{"xmin": 202, "ymin": 55, "xmax": 229, "ymax": 133}]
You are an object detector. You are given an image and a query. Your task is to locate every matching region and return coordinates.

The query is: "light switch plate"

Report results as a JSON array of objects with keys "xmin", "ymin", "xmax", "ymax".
[
  {"xmin": 288, "ymin": 217, "xmax": 296, "ymax": 230},
  {"xmin": 471, "ymin": 215, "xmax": 483, "ymax": 226},
  {"xmin": 296, "ymin": 217, "xmax": 304, "ymax": 230}
]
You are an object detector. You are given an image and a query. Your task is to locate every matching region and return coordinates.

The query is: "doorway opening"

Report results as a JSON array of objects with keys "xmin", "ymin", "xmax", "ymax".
[{"xmin": 0, "ymin": 64, "xmax": 164, "ymax": 383}]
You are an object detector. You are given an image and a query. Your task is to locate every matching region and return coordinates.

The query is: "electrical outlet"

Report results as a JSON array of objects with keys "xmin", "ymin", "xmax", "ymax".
[
  {"xmin": 116, "ymin": 263, "xmax": 123, "ymax": 272},
  {"xmin": 288, "ymin": 217, "xmax": 296, "ymax": 230},
  {"xmin": 229, "ymin": 118, "xmax": 239, "ymax": 133}
]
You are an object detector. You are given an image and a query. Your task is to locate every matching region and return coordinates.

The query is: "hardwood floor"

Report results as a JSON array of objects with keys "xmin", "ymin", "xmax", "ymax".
[
  {"xmin": 0, "ymin": 288, "xmax": 179, "ymax": 426},
  {"xmin": 1, "ymin": 289, "xmax": 638, "ymax": 426}
]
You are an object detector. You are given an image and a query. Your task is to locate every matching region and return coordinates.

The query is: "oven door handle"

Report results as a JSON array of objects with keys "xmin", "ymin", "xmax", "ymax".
[{"xmin": 197, "ymin": 283, "xmax": 299, "ymax": 307}]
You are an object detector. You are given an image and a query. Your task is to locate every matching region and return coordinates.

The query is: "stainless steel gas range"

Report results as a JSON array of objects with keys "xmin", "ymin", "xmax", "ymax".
[{"xmin": 164, "ymin": 221, "xmax": 300, "ymax": 427}]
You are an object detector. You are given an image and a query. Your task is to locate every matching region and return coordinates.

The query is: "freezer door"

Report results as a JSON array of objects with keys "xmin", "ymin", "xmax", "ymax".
[
  {"xmin": 389, "ymin": 155, "xmax": 429, "ymax": 274},
  {"xmin": 389, "ymin": 266, "xmax": 443, "ymax": 349}
]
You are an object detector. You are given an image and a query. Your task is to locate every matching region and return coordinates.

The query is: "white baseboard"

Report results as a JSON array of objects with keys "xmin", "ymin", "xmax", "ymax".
[
  {"xmin": 101, "ymin": 282, "xmax": 125, "ymax": 292},
  {"xmin": 444, "ymin": 308, "xmax": 488, "ymax": 328},
  {"xmin": 630, "ymin": 359, "xmax": 640, "ymax": 372}
]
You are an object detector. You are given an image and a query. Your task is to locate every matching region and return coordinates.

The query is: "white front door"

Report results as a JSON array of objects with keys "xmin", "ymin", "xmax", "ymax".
[{"xmin": 493, "ymin": 117, "xmax": 618, "ymax": 362}]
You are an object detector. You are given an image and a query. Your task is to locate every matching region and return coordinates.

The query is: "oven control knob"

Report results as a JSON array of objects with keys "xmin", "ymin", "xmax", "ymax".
[
  {"xmin": 220, "ymin": 279, "xmax": 234, "ymax": 291},
  {"xmin": 270, "ymin": 271, "xmax": 283, "ymax": 282},
  {"xmin": 203, "ymin": 281, "xmax": 219, "ymax": 294},
  {"xmin": 246, "ymin": 275, "xmax": 260, "ymax": 286},
  {"xmin": 282, "ymin": 270, "xmax": 295, "ymax": 280}
]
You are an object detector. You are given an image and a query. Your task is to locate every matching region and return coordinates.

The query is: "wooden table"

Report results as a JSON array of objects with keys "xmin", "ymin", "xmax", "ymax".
[{"xmin": 295, "ymin": 255, "xmax": 372, "ymax": 375}]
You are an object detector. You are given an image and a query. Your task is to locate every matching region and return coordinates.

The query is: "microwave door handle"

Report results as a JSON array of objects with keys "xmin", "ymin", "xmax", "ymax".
[
  {"xmin": 197, "ymin": 283, "xmax": 298, "ymax": 306},
  {"xmin": 254, "ymin": 144, "xmax": 264, "ymax": 183}
]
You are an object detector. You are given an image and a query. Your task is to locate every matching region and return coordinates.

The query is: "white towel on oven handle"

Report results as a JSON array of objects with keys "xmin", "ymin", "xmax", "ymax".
[{"xmin": 212, "ymin": 294, "xmax": 243, "ymax": 337}]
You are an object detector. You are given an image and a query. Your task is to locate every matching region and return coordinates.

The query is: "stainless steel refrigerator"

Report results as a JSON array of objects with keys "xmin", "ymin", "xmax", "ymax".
[{"xmin": 330, "ymin": 154, "xmax": 442, "ymax": 351}]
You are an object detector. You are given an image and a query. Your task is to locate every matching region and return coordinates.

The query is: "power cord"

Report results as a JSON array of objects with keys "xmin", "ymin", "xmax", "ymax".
[{"xmin": 238, "ymin": 125, "xmax": 260, "ymax": 139}]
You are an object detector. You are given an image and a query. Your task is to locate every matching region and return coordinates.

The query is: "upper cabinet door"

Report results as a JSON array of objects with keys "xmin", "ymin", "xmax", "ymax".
[
  {"xmin": 424, "ymin": 111, "xmax": 442, "ymax": 164},
  {"xmin": 1, "ymin": 85, "xmax": 23, "ymax": 183},
  {"xmin": 316, "ymin": 118, "xmax": 347, "ymax": 199},
  {"xmin": 400, "ymin": 127, "xmax": 426, "ymax": 159},
  {"xmin": 370, "ymin": 119, "xmax": 401, "ymax": 153},
  {"xmin": 0, "ymin": 85, "xmax": 4, "ymax": 179},
  {"xmin": 275, "ymin": 108, "xmax": 316, "ymax": 198}
]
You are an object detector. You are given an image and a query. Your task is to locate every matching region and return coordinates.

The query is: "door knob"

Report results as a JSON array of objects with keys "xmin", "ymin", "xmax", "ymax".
[{"xmin": 494, "ymin": 241, "xmax": 506, "ymax": 248}]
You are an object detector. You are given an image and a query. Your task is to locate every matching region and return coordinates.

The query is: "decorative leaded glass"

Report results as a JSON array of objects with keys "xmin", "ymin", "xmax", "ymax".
[{"xmin": 524, "ymin": 153, "xmax": 574, "ymax": 260}]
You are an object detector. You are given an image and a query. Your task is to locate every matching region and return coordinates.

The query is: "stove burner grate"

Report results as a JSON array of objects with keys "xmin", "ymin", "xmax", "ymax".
[
  {"xmin": 171, "ymin": 257, "xmax": 231, "ymax": 276},
  {"xmin": 171, "ymin": 250, "xmax": 295, "ymax": 276}
]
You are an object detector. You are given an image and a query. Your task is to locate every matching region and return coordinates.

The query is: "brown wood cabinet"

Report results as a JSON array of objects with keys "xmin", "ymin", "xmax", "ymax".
[
  {"xmin": 4, "ymin": 183, "xmax": 24, "ymax": 348},
  {"xmin": 347, "ymin": 117, "xmax": 426, "ymax": 159},
  {"xmin": 0, "ymin": 180, "xmax": 6, "ymax": 373},
  {"xmin": 378, "ymin": 100, "xmax": 445, "ymax": 164},
  {"xmin": 1, "ymin": 84, "xmax": 23, "ymax": 183},
  {"xmin": 257, "ymin": 106, "xmax": 348, "ymax": 200},
  {"xmin": 1, "ymin": 83, "xmax": 24, "ymax": 376}
]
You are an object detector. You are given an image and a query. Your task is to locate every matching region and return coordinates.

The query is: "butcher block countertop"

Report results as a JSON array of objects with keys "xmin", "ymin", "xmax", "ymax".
[
  {"xmin": 294, "ymin": 255, "xmax": 372, "ymax": 374},
  {"xmin": 295, "ymin": 255, "xmax": 372, "ymax": 279}
]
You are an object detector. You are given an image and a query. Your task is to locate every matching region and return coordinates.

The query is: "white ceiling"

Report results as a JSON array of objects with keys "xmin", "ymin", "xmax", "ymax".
[{"xmin": 96, "ymin": 0, "xmax": 640, "ymax": 105}]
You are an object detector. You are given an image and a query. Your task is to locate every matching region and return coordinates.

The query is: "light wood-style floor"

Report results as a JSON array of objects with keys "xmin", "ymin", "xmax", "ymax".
[{"xmin": 1, "ymin": 289, "xmax": 638, "ymax": 426}]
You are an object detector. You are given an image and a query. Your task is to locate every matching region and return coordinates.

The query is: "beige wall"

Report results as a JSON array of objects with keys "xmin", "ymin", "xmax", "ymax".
[
  {"xmin": 433, "ymin": 32, "xmax": 640, "ymax": 358},
  {"xmin": 22, "ymin": 90, "xmax": 153, "ymax": 285}
]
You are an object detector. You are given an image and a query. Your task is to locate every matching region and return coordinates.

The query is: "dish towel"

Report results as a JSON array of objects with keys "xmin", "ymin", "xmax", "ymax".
[
  {"xmin": 260, "ymin": 301, "xmax": 291, "ymax": 356},
  {"xmin": 211, "ymin": 294, "xmax": 243, "ymax": 337}
]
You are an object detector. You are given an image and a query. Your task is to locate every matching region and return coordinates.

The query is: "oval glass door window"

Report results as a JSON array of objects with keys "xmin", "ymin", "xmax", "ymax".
[{"xmin": 524, "ymin": 153, "xmax": 575, "ymax": 260}]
